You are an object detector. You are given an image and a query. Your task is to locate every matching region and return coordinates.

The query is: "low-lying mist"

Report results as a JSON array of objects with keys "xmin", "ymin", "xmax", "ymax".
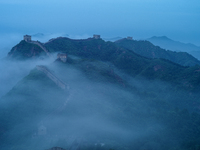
[
  {"xmin": 0, "ymin": 53, "xmax": 200, "ymax": 149},
  {"xmin": 0, "ymin": 54, "xmax": 57, "ymax": 98},
  {"xmin": 0, "ymin": 58, "xmax": 172, "ymax": 150}
]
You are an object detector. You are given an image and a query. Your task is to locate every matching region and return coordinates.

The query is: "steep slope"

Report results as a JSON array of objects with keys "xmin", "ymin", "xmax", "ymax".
[{"xmin": 115, "ymin": 38, "xmax": 200, "ymax": 66}]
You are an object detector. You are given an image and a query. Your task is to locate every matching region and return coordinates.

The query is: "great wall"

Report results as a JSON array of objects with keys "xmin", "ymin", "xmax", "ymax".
[
  {"xmin": 35, "ymin": 65, "xmax": 74, "ymax": 140},
  {"xmin": 36, "ymin": 65, "xmax": 68, "ymax": 90},
  {"xmin": 23, "ymin": 34, "xmax": 103, "ymax": 58},
  {"xmin": 23, "ymin": 35, "xmax": 51, "ymax": 57},
  {"xmin": 21, "ymin": 34, "xmax": 112, "ymax": 150},
  {"xmin": 30, "ymin": 41, "xmax": 51, "ymax": 57},
  {"xmin": 23, "ymin": 35, "xmax": 70, "ymax": 90}
]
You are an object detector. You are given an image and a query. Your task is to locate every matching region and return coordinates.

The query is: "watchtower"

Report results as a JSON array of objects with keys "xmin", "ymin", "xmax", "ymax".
[
  {"xmin": 127, "ymin": 36, "xmax": 133, "ymax": 40},
  {"xmin": 24, "ymin": 35, "xmax": 32, "ymax": 42},
  {"xmin": 57, "ymin": 53, "xmax": 67, "ymax": 62},
  {"xmin": 93, "ymin": 34, "xmax": 101, "ymax": 39}
]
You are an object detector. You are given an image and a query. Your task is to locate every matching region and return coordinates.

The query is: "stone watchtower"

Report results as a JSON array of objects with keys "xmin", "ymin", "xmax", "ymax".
[
  {"xmin": 127, "ymin": 36, "xmax": 133, "ymax": 40},
  {"xmin": 24, "ymin": 35, "xmax": 31, "ymax": 42},
  {"xmin": 57, "ymin": 53, "xmax": 67, "ymax": 62},
  {"xmin": 93, "ymin": 34, "xmax": 101, "ymax": 39}
]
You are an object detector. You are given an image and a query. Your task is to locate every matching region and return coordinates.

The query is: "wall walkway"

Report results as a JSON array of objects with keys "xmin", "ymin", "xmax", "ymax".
[
  {"xmin": 36, "ymin": 65, "xmax": 68, "ymax": 90},
  {"xmin": 30, "ymin": 41, "xmax": 51, "ymax": 57}
]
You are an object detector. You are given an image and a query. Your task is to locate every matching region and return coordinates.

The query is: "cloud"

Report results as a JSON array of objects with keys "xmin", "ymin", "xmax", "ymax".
[
  {"xmin": 0, "ymin": 58, "xmax": 167, "ymax": 149},
  {"xmin": 0, "ymin": 55, "xmax": 57, "ymax": 98}
]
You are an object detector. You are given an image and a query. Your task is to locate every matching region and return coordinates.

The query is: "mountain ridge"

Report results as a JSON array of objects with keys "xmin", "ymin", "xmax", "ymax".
[
  {"xmin": 147, "ymin": 36, "xmax": 200, "ymax": 51},
  {"xmin": 6, "ymin": 36, "xmax": 200, "ymax": 91},
  {"xmin": 1, "ymin": 36, "xmax": 200, "ymax": 149},
  {"xmin": 115, "ymin": 38, "xmax": 200, "ymax": 67},
  {"xmin": 147, "ymin": 36, "xmax": 200, "ymax": 60}
]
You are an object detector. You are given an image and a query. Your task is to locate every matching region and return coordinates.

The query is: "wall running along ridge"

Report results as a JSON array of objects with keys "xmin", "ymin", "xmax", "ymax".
[{"xmin": 36, "ymin": 65, "xmax": 68, "ymax": 90}]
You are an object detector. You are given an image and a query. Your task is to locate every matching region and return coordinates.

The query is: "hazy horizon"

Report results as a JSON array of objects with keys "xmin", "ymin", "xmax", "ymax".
[{"xmin": 0, "ymin": 0, "xmax": 199, "ymax": 46}]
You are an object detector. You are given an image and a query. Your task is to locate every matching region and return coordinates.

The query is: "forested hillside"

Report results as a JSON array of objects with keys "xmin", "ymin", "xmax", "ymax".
[
  {"xmin": 1, "ymin": 37, "xmax": 200, "ymax": 150},
  {"xmin": 115, "ymin": 38, "xmax": 200, "ymax": 66}
]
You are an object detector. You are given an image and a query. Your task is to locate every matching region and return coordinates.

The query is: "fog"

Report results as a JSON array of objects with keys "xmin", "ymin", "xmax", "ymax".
[
  {"xmin": 0, "ymin": 55, "xmax": 57, "ymax": 98},
  {"xmin": 0, "ymin": 55, "xmax": 172, "ymax": 150},
  {"xmin": 0, "ymin": 35, "xmax": 199, "ymax": 149},
  {"xmin": 0, "ymin": 34, "xmax": 22, "ymax": 59},
  {"xmin": 0, "ymin": 0, "xmax": 200, "ymax": 148}
]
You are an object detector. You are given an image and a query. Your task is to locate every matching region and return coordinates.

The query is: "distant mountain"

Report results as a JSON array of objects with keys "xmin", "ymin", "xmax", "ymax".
[
  {"xmin": 147, "ymin": 36, "xmax": 200, "ymax": 52},
  {"xmin": 32, "ymin": 33, "xmax": 45, "ymax": 38},
  {"xmin": 103, "ymin": 36, "xmax": 123, "ymax": 42},
  {"xmin": 147, "ymin": 36, "xmax": 200, "ymax": 60},
  {"xmin": 115, "ymin": 38, "xmax": 200, "ymax": 67}
]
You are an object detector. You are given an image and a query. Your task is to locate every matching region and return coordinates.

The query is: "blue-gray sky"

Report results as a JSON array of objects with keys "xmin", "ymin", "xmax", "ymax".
[{"xmin": 0, "ymin": 0, "xmax": 200, "ymax": 45}]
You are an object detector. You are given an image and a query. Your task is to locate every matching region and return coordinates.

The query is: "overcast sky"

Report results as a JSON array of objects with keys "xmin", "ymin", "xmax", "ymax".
[{"xmin": 0, "ymin": 0, "xmax": 200, "ymax": 45}]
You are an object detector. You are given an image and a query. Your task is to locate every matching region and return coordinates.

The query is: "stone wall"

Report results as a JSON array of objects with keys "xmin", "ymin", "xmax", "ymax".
[
  {"xmin": 31, "ymin": 41, "xmax": 51, "ymax": 57},
  {"xmin": 23, "ymin": 35, "xmax": 50, "ymax": 57},
  {"xmin": 36, "ymin": 65, "xmax": 67, "ymax": 90}
]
